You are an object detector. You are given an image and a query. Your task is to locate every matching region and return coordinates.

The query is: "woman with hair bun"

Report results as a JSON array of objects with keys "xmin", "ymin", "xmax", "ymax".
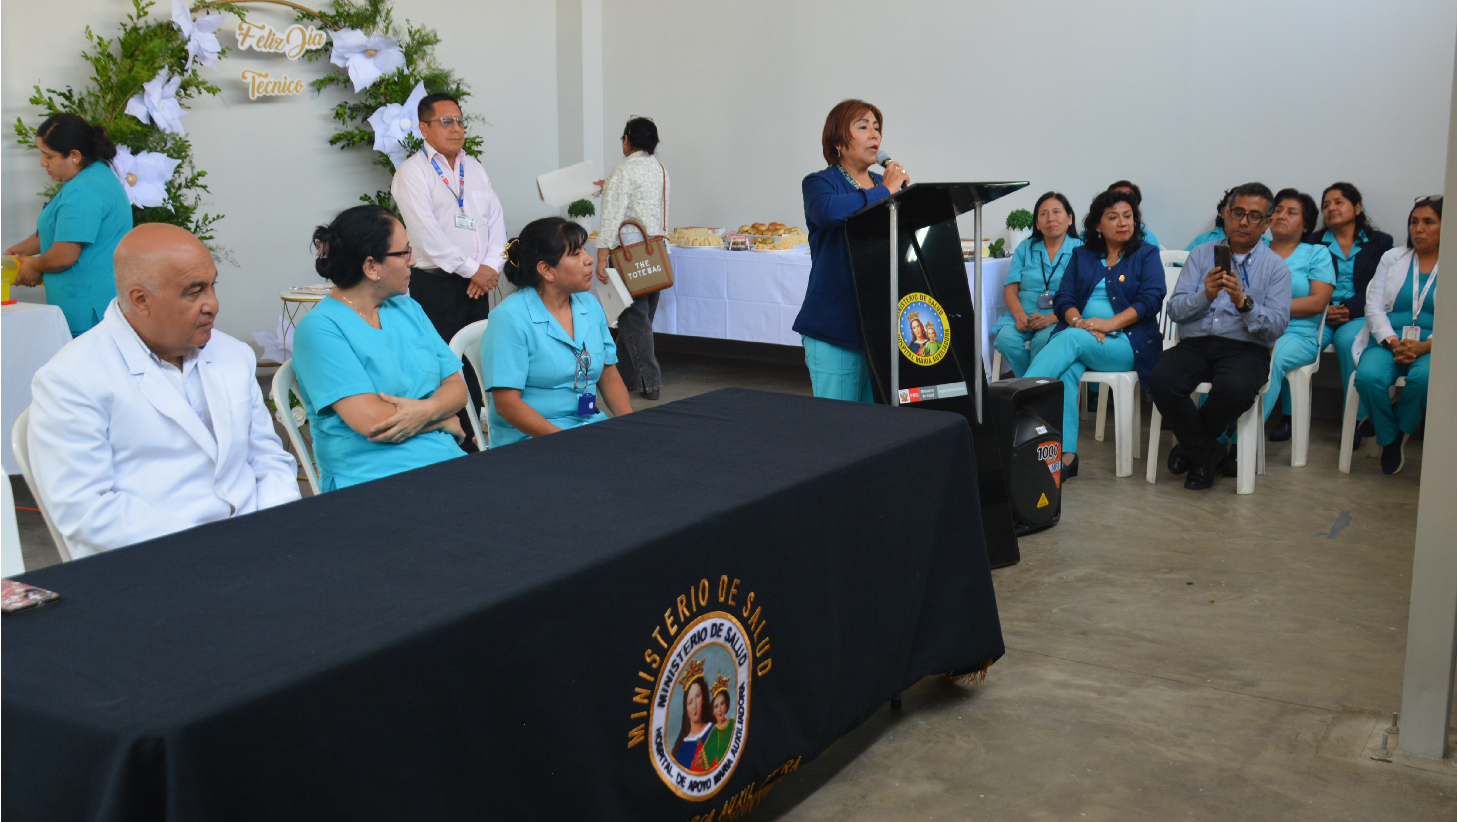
[
  {"xmin": 480, "ymin": 216, "xmax": 633, "ymax": 447},
  {"xmin": 5, "ymin": 113, "xmax": 132, "ymax": 335},
  {"xmin": 291, "ymin": 205, "xmax": 469, "ymax": 491}
]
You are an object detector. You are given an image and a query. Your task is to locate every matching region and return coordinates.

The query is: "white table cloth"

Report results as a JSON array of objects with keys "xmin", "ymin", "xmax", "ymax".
[
  {"xmin": 2, "ymin": 302, "xmax": 73, "ymax": 475},
  {"xmin": 654, "ymin": 246, "xmax": 1010, "ymax": 376}
]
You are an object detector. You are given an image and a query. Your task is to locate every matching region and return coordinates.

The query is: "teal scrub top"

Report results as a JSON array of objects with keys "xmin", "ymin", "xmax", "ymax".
[
  {"xmin": 1002, "ymin": 236, "xmax": 1084, "ymax": 316},
  {"xmin": 292, "ymin": 295, "xmax": 465, "ymax": 491},
  {"xmin": 480, "ymin": 286, "xmax": 618, "ymax": 448},
  {"xmin": 36, "ymin": 161, "xmax": 132, "ymax": 336},
  {"xmin": 1280, "ymin": 243, "xmax": 1336, "ymax": 340},
  {"xmin": 1140, "ymin": 224, "xmax": 1161, "ymax": 249},
  {"xmin": 1186, "ymin": 227, "xmax": 1226, "ymax": 251},
  {"xmin": 1321, "ymin": 229, "xmax": 1365, "ymax": 302},
  {"xmin": 1386, "ymin": 259, "xmax": 1437, "ymax": 341}
]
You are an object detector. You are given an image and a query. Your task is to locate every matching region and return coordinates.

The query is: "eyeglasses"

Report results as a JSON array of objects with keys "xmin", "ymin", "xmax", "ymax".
[
  {"xmin": 424, "ymin": 117, "xmax": 467, "ymax": 129},
  {"xmin": 573, "ymin": 343, "xmax": 591, "ymax": 391},
  {"xmin": 1228, "ymin": 208, "xmax": 1269, "ymax": 225},
  {"xmin": 382, "ymin": 244, "xmax": 413, "ymax": 259},
  {"xmin": 1414, "ymin": 195, "xmax": 1443, "ymax": 205}
]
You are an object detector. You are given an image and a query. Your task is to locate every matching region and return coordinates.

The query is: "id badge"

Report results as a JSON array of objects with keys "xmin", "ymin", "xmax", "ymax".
[
  {"xmin": 1036, "ymin": 292, "xmax": 1054, "ymax": 310},
  {"xmin": 577, "ymin": 392, "xmax": 597, "ymax": 417},
  {"xmin": 455, "ymin": 214, "xmax": 477, "ymax": 230},
  {"xmin": 1401, "ymin": 325, "xmax": 1422, "ymax": 342}
]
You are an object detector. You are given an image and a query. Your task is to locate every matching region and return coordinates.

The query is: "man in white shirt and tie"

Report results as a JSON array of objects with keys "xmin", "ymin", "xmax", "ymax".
[{"xmin": 27, "ymin": 223, "xmax": 301, "ymax": 558}]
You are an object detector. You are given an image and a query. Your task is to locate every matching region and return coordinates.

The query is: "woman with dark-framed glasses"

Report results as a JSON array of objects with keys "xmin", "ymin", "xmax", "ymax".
[
  {"xmin": 292, "ymin": 205, "xmax": 470, "ymax": 491},
  {"xmin": 480, "ymin": 217, "xmax": 633, "ymax": 447}
]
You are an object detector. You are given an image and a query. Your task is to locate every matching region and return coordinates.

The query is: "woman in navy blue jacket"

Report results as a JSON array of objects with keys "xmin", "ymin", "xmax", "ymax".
[
  {"xmin": 792, "ymin": 99, "xmax": 910, "ymax": 401},
  {"xmin": 1026, "ymin": 189, "xmax": 1166, "ymax": 478}
]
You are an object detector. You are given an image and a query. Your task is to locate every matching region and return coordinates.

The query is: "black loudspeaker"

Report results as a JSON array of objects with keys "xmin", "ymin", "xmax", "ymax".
[{"xmin": 986, "ymin": 378, "xmax": 1064, "ymax": 535}]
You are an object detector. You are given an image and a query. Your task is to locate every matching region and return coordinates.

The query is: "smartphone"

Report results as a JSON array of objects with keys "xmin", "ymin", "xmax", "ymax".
[
  {"xmin": 1214, "ymin": 245, "xmax": 1233, "ymax": 273},
  {"xmin": 2, "ymin": 579, "xmax": 60, "ymax": 614}
]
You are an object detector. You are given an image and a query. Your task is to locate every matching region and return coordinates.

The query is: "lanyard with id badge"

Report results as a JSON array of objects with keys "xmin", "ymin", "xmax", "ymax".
[
  {"xmin": 1036, "ymin": 247, "xmax": 1066, "ymax": 310},
  {"xmin": 1402, "ymin": 257, "xmax": 1437, "ymax": 341},
  {"xmin": 573, "ymin": 343, "xmax": 597, "ymax": 416},
  {"xmin": 429, "ymin": 154, "xmax": 476, "ymax": 231}
]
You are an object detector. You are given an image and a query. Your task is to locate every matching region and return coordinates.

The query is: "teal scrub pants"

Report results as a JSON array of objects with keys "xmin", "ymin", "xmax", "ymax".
[
  {"xmin": 1354, "ymin": 347, "xmax": 1430, "ymax": 447},
  {"xmin": 802, "ymin": 335, "xmax": 874, "ymax": 402},
  {"xmin": 992, "ymin": 321, "xmax": 1056, "ymax": 377},
  {"xmin": 1329, "ymin": 318, "xmax": 1367, "ymax": 420},
  {"xmin": 1263, "ymin": 332, "xmax": 1320, "ymax": 421},
  {"xmin": 1024, "ymin": 328, "xmax": 1134, "ymax": 453}
]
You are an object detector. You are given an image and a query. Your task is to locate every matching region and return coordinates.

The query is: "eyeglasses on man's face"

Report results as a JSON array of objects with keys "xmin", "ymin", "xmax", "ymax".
[
  {"xmin": 1229, "ymin": 208, "xmax": 1268, "ymax": 225},
  {"xmin": 424, "ymin": 117, "xmax": 467, "ymax": 129}
]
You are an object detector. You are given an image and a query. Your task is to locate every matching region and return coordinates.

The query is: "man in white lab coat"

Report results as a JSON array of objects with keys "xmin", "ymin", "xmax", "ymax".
[{"xmin": 27, "ymin": 223, "xmax": 300, "ymax": 558}]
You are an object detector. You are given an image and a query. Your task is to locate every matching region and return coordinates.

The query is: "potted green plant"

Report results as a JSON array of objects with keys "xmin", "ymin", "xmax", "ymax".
[
  {"xmin": 1005, "ymin": 208, "xmax": 1034, "ymax": 253},
  {"xmin": 567, "ymin": 198, "xmax": 596, "ymax": 235}
]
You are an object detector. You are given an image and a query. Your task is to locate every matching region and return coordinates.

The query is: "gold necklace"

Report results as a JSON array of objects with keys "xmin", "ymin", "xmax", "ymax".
[{"xmin": 334, "ymin": 289, "xmax": 378, "ymax": 323}]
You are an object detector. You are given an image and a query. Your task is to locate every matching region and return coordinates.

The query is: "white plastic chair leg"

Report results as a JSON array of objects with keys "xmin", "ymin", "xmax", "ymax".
[
  {"xmin": 1095, "ymin": 383, "xmax": 1110, "ymax": 442},
  {"xmin": 1288, "ymin": 367, "xmax": 1312, "ymax": 467},
  {"xmin": 1145, "ymin": 404, "xmax": 1162, "ymax": 483},
  {"xmin": 1132, "ymin": 382, "xmax": 1143, "ymax": 460},
  {"xmin": 1338, "ymin": 374, "xmax": 1359, "ymax": 474},
  {"xmin": 991, "ymin": 350, "xmax": 1004, "ymax": 383},
  {"xmin": 1114, "ymin": 380, "xmax": 1135, "ymax": 477},
  {"xmin": 1235, "ymin": 396, "xmax": 1261, "ymax": 495}
]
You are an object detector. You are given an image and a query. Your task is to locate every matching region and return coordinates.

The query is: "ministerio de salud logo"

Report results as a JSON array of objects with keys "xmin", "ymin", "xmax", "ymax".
[{"xmin": 627, "ymin": 576, "xmax": 774, "ymax": 803}]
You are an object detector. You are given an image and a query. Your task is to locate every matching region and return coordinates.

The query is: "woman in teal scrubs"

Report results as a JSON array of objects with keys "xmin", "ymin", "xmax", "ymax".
[
  {"xmin": 480, "ymin": 217, "xmax": 634, "ymax": 447},
  {"xmin": 1262, "ymin": 190, "xmax": 1334, "ymax": 440},
  {"xmin": 5, "ymin": 114, "xmax": 131, "ymax": 336},
  {"xmin": 1354, "ymin": 196, "xmax": 1441, "ymax": 475},
  {"xmin": 1026, "ymin": 189, "xmax": 1166, "ymax": 479},
  {"xmin": 293, "ymin": 205, "xmax": 469, "ymax": 491},
  {"xmin": 1310, "ymin": 182, "xmax": 1394, "ymax": 445},
  {"xmin": 992, "ymin": 191, "xmax": 1082, "ymax": 376}
]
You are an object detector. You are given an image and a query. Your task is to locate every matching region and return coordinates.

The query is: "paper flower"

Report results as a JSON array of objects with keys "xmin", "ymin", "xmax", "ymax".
[
  {"xmin": 329, "ymin": 29, "xmax": 406, "ymax": 92},
  {"xmin": 110, "ymin": 146, "xmax": 181, "ymax": 208},
  {"xmin": 252, "ymin": 315, "xmax": 293, "ymax": 364},
  {"xmin": 367, "ymin": 81, "xmax": 428, "ymax": 166},
  {"xmin": 125, "ymin": 69, "xmax": 187, "ymax": 135},
  {"xmin": 172, "ymin": 0, "xmax": 225, "ymax": 69}
]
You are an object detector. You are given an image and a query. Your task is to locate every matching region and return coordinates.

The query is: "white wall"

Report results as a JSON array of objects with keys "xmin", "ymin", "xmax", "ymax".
[
  {"xmin": 603, "ymin": 0, "xmax": 1455, "ymax": 249},
  {"xmin": 2, "ymin": 0, "xmax": 560, "ymax": 344}
]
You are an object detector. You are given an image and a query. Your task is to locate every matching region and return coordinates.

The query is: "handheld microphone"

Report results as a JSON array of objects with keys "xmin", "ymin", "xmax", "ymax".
[{"xmin": 875, "ymin": 150, "xmax": 893, "ymax": 168}]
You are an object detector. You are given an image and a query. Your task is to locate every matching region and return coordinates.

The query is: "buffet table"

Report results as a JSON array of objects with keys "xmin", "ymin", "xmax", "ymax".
[
  {"xmin": 2, "ymin": 302, "xmax": 72, "ymax": 474},
  {"xmin": 656, "ymin": 246, "xmax": 1010, "ymax": 376},
  {"xmin": 2, "ymin": 389, "xmax": 1004, "ymax": 822}
]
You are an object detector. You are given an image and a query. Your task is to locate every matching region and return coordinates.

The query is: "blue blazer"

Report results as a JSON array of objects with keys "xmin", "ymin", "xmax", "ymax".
[
  {"xmin": 792, "ymin": 166, "xmax": 891, "ymax": 349},
  {"xmin": 1052, "ymin": 242, "xmax": 1166, "ymax": 386}
]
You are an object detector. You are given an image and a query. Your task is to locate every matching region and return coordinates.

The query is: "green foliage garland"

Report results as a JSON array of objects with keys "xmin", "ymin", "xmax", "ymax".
[{"xmin": 12, "ymin": 0, "xmax": 241, "ymax": 246}]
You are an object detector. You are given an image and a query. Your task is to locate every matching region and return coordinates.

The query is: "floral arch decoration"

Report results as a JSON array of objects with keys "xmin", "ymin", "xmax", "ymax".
[{"xmin": 14, "ymin": 0, "xmax": 481, "ymax": 250}]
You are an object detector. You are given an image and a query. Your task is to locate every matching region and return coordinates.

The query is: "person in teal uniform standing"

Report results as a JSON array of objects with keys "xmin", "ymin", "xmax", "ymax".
[
  {"xmin": 992, "ymin": 191, "xmax": 1082, "ymax": 377},
  {"xmin": 1107, "ymin": 180, "xmax": 1161, "ymax": 249},
  {"xmin": 1261, "ymin": 190, "xmax": 1334, "ymax": 442},
  {"xmin": 1025, "ymin": 189, "xmax": 1166, "ymax": 479},
  {"xmin": 1309, "ymin": 182, "xmax": 1394, "ymax": 448},
  {"xmin": 293, "ymin": 205, "xmax": 470, "ymax": 491},
  {"xmin": 5, "ymin": 113, "xmax": 131, "ymax": 336},
  {"xmin": 480, "ymin": 217, "xmax": 634, "ymax": 447},
  {"xmin": 1353, "ymin": 196, "xmax": 1441, "ymax": 474},
  {"xmin": 1186, "ymin": 188, "xmax": 1234, "ymax": 251}
]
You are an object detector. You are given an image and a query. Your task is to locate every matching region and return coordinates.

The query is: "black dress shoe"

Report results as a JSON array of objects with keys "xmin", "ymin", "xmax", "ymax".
[
  {"xmin": 641, "ymin": 389, "xmax": 660, "ymax": 400},
  {"xmin": 1184, "ymin": 445, "xmax": 1227, "ymax": 490},
  {"xmin": 1381, "ymin": 434, "xmax": 1406, "ymax": 475},
  {"xmin": 1352, "ymin": 418, "xmax": 1375, "ymax": 451},
  {"xmin": 1167, "ymin": 443, "xmax": 1190, "ymax": 475},
  {"xmin": 1062, "ymin": 453, "xmax": 1079, "ymax": 480},
  {"xmin": 1269, "ymin": 419, "xmax": 1292, "ymax": 442},
  {"xmin": 1220, "ymin": 448, "xmax": 1239, "ymax": 478}
]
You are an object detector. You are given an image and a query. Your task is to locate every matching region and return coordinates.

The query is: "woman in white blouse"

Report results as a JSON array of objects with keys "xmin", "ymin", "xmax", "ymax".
[{"xmin": 596, "ymin": 117, "xmax": 671, "ymax": 400}]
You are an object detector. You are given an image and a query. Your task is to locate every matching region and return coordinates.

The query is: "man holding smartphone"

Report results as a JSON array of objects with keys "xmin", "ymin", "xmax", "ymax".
[{"xmin": 1149, "ymin": 182, "xmax": 1292, "ymax": 489}]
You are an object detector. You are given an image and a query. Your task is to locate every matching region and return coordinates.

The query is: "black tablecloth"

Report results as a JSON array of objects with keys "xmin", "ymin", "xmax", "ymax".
[{"xmin": 3, "ymin": 388, "xmax": 1004, "ymax": 821}]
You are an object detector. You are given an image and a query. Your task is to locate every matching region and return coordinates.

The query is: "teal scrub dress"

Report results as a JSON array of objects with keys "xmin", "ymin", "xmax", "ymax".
[
  {"xmin": 1354, "ymin": 260, "xmax": 1435, "ymax": 447},
  {"xmin": 1322, "ymin": 230, "xmax": 1368, "ymax": 418},
  {"xmin": 992, "ymin": 236, "xmax": 1084, "ymax": 377},
  {"xmin": 480, "ymin": 286, "xmax": 617, "ymax": 447},
  {"xmin": 1186, "ymin": 227, "xmax": 1226, "ymax": 251},
  {"xmin": 292, "ymin": 295, "xmax": 466, "ymax": 491},
  {"xmin": 1025, "ymin": 271, "xmax": 1134, "ymax": 454},
  {"xmin": 1261, "ymin": 243, "xmax": 1335, "ymax": 420},
  {"xmin": 35, "ymin": 161, "xmax": 132, "ymax": 336}
]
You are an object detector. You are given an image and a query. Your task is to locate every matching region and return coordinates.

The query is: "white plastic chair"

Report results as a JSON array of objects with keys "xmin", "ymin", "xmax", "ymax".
[
  {"xmin": 1338, "ymin": 371, "xmax": 1405, "ymax": 474},
  {"xmin": 1283, "ymin": 307, "xmax": 1328, "ymax": 467},
  {"xmin": 10, "ymin": 408, "xmax": 73, "ymax": 562},
  {"xmin": 270, "ymin": 360, "xmax": 321, "ymax": 495},
  {"xmin": 3, "ymin": 468, "xmax": 27, "ymax": 576},
  {"xmin": 448, "ymin": 319, "xmax": 489, "ymax": 450}
]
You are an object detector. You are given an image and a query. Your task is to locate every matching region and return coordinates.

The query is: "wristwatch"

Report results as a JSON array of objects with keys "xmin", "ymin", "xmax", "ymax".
[{"xmin": 1237, "ymin": 295, "xmax": 1254, "ymax": 313}]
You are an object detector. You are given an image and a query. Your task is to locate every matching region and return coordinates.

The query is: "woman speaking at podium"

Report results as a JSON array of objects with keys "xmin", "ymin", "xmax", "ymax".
[{"xmin": 792, "ymin": 99, "xmax": 909, "ymax": 402}]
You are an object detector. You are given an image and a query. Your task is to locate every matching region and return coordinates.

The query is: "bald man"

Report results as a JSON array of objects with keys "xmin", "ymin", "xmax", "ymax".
[{"xmin": 27, "ymin": 224, "xmax": 300, "ymax": 558}]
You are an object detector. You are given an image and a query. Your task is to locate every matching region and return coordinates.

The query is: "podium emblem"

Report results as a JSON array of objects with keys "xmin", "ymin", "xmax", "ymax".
[{"xmin": 897, "ymin": 292, "xmax": 950, "ymax": 366}]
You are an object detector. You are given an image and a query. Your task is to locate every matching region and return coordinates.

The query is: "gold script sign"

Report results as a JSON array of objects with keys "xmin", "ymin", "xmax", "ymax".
[{"xmin": 234, "ymin": 20, "xmax": 327, "ymax": 59}]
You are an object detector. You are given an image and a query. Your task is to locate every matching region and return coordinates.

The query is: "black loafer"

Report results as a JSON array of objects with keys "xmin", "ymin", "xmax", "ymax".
[
  {"xmin": 1062, "ymin": 453, "xmax": 1079, "ymax": 480},
  {"xmin": 1184, "ymin": 445, "xmax": 1226, "ymax": 490},
  {"xmin": 1269, "ymin": 419, "xmax": 1292, "ymax": 442},
  {"xmin": 641, "ymin": 389, "xmax": 660, "ymax": 401},
  {"xmin": 1381, "ymin": 434, "xmax": 1406, "ymax": 475},
  {"xmin": 1220, "ymin": 449, "xmax": 1239, "ymax": 478},
  {"xmin": 1167, "ymin": 443, "xmax": 1190, "ymax": 475},
  {"xmin": 1352, "ymin": 418, "xmax": 1375, "ymax": 451}
]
